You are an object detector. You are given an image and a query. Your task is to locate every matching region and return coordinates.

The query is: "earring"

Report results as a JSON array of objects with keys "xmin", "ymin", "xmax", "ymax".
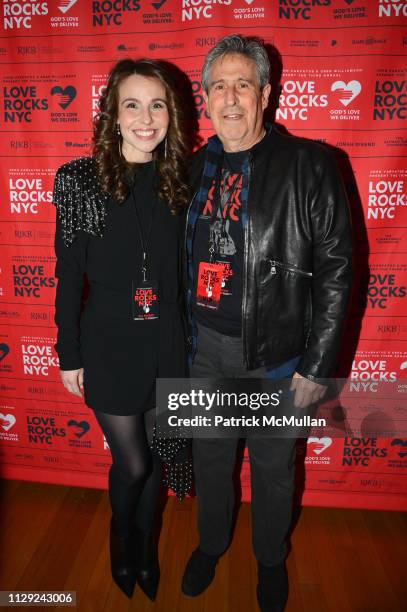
[
  {"xmin": 116, "ymin": 123, "xmax": 122, "ymax": 158},
  {"xmin": 164, "ymin": 137, "xmax": 167, "ymax": 159}
]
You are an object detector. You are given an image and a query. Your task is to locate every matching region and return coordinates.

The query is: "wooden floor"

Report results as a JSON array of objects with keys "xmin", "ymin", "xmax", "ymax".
[{"xmin": 0, "ymin": 480, "xmax": 406, "ymax": 612}]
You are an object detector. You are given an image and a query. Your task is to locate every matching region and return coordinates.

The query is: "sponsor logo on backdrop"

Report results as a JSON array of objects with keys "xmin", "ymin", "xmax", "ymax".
[
  {"xmin": 195, "ymin": 36, "xmax": 218, "ymax": 47},
  {"xmin": 14, "ymin": 229, "xmax": 33, "ymax": 240},
  {"xmin": 117, "ymin": 43, "xmax": 138, "ymax": 52},
  {"xmin": 143, "ymin": 0, "xmax": 173, "ymax": 24},
  {"xmin": 0, "ymin": 343, "xmax": 9, "ymax": 362},
  {"xmin": 191, "ymin": 78, "xmax": 210, "ymax": 121},
  {"xmin": 21, "ymin": 336, "xmax": 59, "ymax": 376},
  {"xmin": 391, "ymin": 438, "xmax": 407, "ymax": 458},
  {"xmin": 333, "ymin": 2, "xmax": 367, "ymax": 20},
  {"xmin": 386, "ymin": 439, "xmax": 407, "ymax": 467},
  {"xmin": 149, "ymin": 42, "xmax": 184, "ymax": 51},
  {"xmin": 348, "ymin": 352, "xmax": 407, "ymax": 391},
  {"xmin": 65, "ymin": 140, "xmax": 89, "ymax": 149},
  {"xmin": 331, "ymin": 80, "xmax": 361, "ymax": 106},
  {"xmin": 342, "ymin": 437, "xmax": 388, "ymax": 466},
  {"xmin": 276, "ymin": 79, "xmax": 328, "ymax": 122},
  {"xmin": 233, "ymin": 0, "xmax": 265, "ymax": 20},
  {"xmin": 51, "ymin": 85, "xmax": 76, "ymax": 109},
  {"xmin": 29, "ymin": 309, "xmax": 51, "ymax": 325},
  {"xmin": 68, "ymin": 419, "xmax": 89, "ymax": 438},
  {"xmin": 77, "ymin": 44, "xmax": 105, "ymax": 53},
  {"xmin": 0, "ymin": 341, "xmax": 12, "ymax": 373},
  {"xmin": 68, "ymin": 419, "xmax": 92, "ymax": 447},
  {"xmin": 367, "ymin": 270, "xmax": 406, "ymax": 310},
  {"xmin": 275, "ymin": 70, "xmax": 362, "ymax": 122},
  {"xmin": 27, "ymin": 415, "xmax": 66, "ymax": 445},
  {"xmin": 58, "ymin": 0, "xmax": 78, "ymax": 13},
  {"xmin": 336, "ymin": 137, "xmax": 375, "ymax": 150},
  {"xmin": 384, "ymin": 135, "xmax": 407, "ymax": 148},
  {"xmin": 0, "ymin": 412, "xmax": 15, "ymax": 431},
  {"xmin": 375, "ymin": 323, "xmax": 400, "ymax": 335},
  {"xmin": 3, "ymin": 0, "xmax": 48, "ymax": 30},
  {"xmin": 0, "ymin": 308, "xmax": 20, "ymax": 322},
  {"xmin": 9, "ymin": 171, "xmax": 52, "ymax": 215},
  {"xmin": 352, "ymin": 36, "xmax": 386, "ymax": 46},
  {"xmin": 378, "ymin": 0, "xmax": 407, "ymax": 17},
  {"xmin": 3, "ymin": 84, "xmax": 48, "ymax": 123},
  {"xmin": 367, "ymin": 177, "xmax": 406, "ymax": 221},
  {"xmin": 27, "ymin": 382, "xmax": 66, "ymax": 399},
  {"xmin": 289, "ymin": 38, "xmax": 320, "ymax": 48},
  {"xmin": 278, "ymin": 0, "xmax": 331, "ymax": 20},
  {"xmin": 10, "ymin": 139, "xmax": 29, "ymax": 150},
  {"xmin": 182, "ymin": 0, "xmax": 231, "ymax": 21},
  {"xmin": 13, "ymin": 261, "xmax": 55, "ymax": 298},
  {"xmin": 0, "ymin": 409, "xmax": 18, "ymax": 441},
  {"xmin": 8, "ymin": 139, "xmax": 54, "ymax": 152},
  {"xmin": 92, "ymin": 76, "xmax": 107, "ymax": 118},
  {"xmin": 351, "ymin": 359, "xmax": 397, "ymax": 382},
  {"xmin": 50, "ymin": 84, "xmax": 79, "ymax": 123},
  {"xmin": 330, "ymin": 79, "xmax": 362, "ymax": 121},
  {"xmin": 17, "ymin": 45, "xmax": 37, "ymax": 56},
  {"xmin": 305, "ymin": 437, "xmax": 333, "ymax": 465},
  {"xmin": 92, "ymin": 0, "xmax": 140, "ymax": 26},
  {"xmin": 51, "ymin": 0, "xmax": 79, "ymax": 27},
  {"xmin": 374, "ymin": 79, "xmax": 407, "ymax": 120}
]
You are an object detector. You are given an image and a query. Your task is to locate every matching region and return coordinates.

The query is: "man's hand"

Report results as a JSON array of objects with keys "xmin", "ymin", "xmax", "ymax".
[
  {"xmin": 289, "ymin": 371, "xmax": 326, "ymax": 408},
  {"xmin": 60, "ymin": 368, "xmax": 84, "ymax": 398}
]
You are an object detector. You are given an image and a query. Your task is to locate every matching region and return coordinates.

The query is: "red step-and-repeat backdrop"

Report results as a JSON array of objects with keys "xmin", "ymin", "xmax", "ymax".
[{"xmin": 0, "ymin": 1, "xmax": 406, "ymax": 510}]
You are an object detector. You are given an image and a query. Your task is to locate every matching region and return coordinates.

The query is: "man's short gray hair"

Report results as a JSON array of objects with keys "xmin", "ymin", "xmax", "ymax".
[{"xmin": 201, "ymin": 34, "xmax": 270, "ymax": 94}]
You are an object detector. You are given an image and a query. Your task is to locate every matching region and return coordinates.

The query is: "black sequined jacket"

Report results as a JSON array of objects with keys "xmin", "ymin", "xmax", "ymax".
[{"xmin": 53, "ymin": 156, "xmax": 108, "ymax": 248}]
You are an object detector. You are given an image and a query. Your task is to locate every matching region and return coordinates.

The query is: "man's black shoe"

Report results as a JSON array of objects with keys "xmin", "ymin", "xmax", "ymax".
[
  {"xmin": 256, "ymin": 561, "xmax": 289, "ymax": 612},
  {"xmin": 181, "ymin": 548, "xmax": 219, "ymax": 597}
]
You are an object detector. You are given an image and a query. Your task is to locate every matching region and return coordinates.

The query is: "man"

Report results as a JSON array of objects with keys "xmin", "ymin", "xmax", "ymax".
[{"xmin": 182, "ymin": 35, "xmax": 352, "ymax": 611}]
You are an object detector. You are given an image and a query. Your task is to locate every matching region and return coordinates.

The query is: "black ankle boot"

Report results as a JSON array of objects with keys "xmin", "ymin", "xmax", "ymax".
[
  {"xmin": 256, "ymin": 561, "xmax": 289, "ymax": 612},
  {"xmin": 181, "ymin": 548, "xmax": 219, "ymax": 597},
  {"xmin": 136, "ymin": 529, "xmax": 160, "ymax": 601},
  {"xmin": 109, "ymin": 520, "xmax": 138, "ymax": 598}
]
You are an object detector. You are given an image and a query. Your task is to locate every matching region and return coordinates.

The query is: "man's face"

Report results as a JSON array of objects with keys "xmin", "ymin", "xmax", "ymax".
[{"xmin": 204, "ymin": 52, "xmax": 271, "ymax": 152}]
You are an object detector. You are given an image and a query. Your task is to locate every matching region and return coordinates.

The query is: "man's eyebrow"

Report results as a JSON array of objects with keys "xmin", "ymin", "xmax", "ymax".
[{"xmin": 209, "ymin": 77, "xmax": 254, "ymax": 87}]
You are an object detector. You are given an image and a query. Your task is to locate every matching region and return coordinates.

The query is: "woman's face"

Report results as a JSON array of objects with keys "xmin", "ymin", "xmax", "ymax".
[{"xmin": 117, "ymin": 74, "xmax": 169, "ymax": 163}]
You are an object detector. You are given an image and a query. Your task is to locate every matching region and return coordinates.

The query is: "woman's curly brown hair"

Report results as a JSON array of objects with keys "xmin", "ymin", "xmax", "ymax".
[{"xmin": 93, "ymin": 58, "xmax": 189, "ymax": 214}]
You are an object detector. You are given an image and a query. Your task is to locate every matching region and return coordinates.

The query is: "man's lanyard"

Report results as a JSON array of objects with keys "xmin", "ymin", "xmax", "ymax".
[{"xmin": 131, "ymin": 183, "xmax": 156, "ymax": 282}]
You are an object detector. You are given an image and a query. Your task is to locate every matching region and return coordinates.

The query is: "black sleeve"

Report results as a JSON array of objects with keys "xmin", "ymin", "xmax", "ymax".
[
  {"xmin": 53, "ymin": 171, "xmax": 88, "ymax": 371},
  {"xmin": 296, "ymin": 150, "xmax": 353, "ymax": 381}
]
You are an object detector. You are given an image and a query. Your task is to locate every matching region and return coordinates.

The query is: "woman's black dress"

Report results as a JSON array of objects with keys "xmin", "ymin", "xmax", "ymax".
[{"xmin": 54, "ymin": 160, "xmax": 187, "ymax": 415}]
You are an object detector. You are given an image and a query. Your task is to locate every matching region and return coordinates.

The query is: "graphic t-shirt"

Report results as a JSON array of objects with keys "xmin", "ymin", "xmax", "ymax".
[{"xmin": 192, "ymin": 149, "xmax": 248, "ymax": 336}]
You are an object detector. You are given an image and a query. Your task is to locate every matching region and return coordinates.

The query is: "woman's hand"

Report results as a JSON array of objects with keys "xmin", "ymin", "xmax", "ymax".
[{"xmin": 60, "ymin": 368, "xmax": 84, "ymax": 398}]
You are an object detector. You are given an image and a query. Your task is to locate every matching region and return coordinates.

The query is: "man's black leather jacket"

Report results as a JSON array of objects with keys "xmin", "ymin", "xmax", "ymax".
[{"xmin": 187, "ymin": 128, "xmax": 353, "ymax": 381}]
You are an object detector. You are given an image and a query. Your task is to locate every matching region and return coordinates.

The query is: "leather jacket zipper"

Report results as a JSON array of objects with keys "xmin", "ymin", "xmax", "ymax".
[
  {"xmin": 184, "ymin": 191, "xmax": 198, "ymax": 256},
  {"xmin": 242, "ymin": 155, "xmax": 253, "ymax": 368},
  {"xmin": 268, "ymin": 259, "xmax": 313, "ymax": 277},
  {"xmin": 184, "ymin": 191, "xmax": 198, "ymax": 351}
]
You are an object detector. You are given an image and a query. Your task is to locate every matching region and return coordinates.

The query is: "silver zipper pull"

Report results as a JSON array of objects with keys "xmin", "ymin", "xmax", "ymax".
[{"xmin": 270, "ymin": 260, "xmax": 276, "ymax": 275}]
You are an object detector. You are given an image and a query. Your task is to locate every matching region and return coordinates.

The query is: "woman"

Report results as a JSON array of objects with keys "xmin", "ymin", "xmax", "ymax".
[{"xmin": 52, "ymin": 58, "xmax": 191, "ymax": 600}]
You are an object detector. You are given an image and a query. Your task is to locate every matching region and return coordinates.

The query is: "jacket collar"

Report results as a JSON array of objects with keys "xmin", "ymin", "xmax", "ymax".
[{"xmin": 206, "ymin": 122, "xmax": 273, "ymax": 156}]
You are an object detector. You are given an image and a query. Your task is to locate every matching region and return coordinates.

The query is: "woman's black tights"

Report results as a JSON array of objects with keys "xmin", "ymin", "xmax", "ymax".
[{"xmin": 94, "ymin": 408, "xmax": 161, "ymax": 538}]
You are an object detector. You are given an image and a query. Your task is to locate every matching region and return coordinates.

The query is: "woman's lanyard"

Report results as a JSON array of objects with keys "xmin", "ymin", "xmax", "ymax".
[{"xmin": 131, "ymin": 183, "xmax": 156, "ymax": 282}]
